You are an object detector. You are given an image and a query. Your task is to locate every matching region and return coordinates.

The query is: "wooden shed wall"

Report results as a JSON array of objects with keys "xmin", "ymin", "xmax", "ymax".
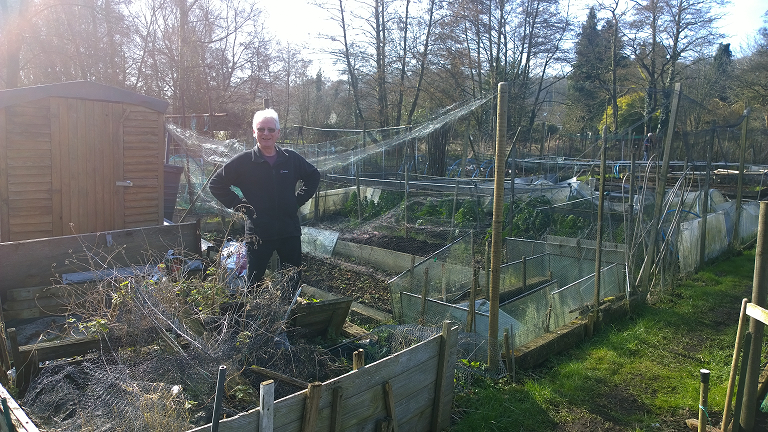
[{"xmin": 0, "ymin": 97, "xmax": 164, "ymax": 242}]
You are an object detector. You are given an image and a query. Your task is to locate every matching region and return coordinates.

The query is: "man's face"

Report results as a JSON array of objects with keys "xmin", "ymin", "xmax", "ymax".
[{"xmin": 254, "ymin": 117, "xmax": 280, "ymax": 152}]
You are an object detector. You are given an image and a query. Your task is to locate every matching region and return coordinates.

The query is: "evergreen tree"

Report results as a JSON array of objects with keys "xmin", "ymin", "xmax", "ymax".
[{"xmin": 565, "ymin": 7, "xmax": 612, "ymax": 137}]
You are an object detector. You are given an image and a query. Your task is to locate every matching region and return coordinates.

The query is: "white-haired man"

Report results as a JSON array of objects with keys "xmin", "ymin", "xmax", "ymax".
[{"xmin": 210, "ymin": 108, "xmax": 320, "ymax": 288}]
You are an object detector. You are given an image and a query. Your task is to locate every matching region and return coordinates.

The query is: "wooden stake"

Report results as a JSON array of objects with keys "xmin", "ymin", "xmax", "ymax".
[
  {"xmin": 330, "ymin": 387, "xmax": 343, "ymax": 432},
  {"xmin": 259, "ymin": 380, "xmax": 275, "ymax": 432},
  {"xmin": 353, "ymin": 349, "xmax": 365, "ymax": 370},
  {"xmin": 509, "ymin": 324, "xmax": 516, "ymax": 383},
  {"xmin": 384, "ymin": 381, "xmax": 398, "ymax": 432},
  {"xmin": 594, "ymin": 125, "xmax": 607, "ymax": 322},
  {"xmin": 503, "ymin": 329, "xmax": 511, "ymax": 376},
  {"xmin": 733, "ymin": 332, "xmax": 752, "ymax": 432},
  {"xmin": 301, "ymin": 382, "xmax": 323, "ymax": 432},
  {"xmin": 723, "ymin": 299, "xmax": 749, "ymax": 431},
  {"xmin": 421, "ymin": 267, "xmax": 430, "ymax": 324},
  {"xmin": 741, "ymin": 201, "xmax": 768, "ymax": 430},
  {"xmin": 488, "ymin": 81, "xmax": 508, "ymax": 374}
]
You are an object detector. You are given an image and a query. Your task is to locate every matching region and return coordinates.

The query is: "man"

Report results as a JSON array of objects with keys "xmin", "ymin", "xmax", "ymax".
[
  {"xmin": 209, "ymin": 108, "xmax": 320, "ymax": 287},
  {"xmin": 643, "ymin": 133, "xmax": 654, "ymax": 161}
]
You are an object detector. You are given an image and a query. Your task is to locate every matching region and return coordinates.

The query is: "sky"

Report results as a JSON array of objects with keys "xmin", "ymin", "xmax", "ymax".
[{"xmin": 263, "ymin": 0, "xmax": 768, "ymax": 75}]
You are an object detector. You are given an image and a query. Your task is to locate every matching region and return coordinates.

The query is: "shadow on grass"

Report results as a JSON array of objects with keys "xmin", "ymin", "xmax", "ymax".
[{"xmin": 451, "ymin": 378, "xmax": 557, "ymax": 431}]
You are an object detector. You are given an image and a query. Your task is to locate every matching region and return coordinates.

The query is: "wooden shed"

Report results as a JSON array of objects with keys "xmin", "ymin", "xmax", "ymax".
[{"xmin": 0, "ymin": 81, "xmax": 169, "ymax": 242}]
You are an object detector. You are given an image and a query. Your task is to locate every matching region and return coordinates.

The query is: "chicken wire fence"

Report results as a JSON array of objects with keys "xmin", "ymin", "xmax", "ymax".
[{"xmin": 389, "ymin": 234, "xmax": 629, "ymax": 350}]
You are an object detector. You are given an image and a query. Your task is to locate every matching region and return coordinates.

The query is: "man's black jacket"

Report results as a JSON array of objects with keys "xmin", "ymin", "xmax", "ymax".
[{"xmin": 209, "ymin": 145, "xmax": 320, "ymax": 240}]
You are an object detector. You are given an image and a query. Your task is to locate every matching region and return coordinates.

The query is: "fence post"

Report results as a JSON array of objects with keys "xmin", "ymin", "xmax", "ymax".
[
  {"xmin": 593, "ymin": 125, "xmax": 607, "ymax": 322},
  {"xmin": 740, "ymin": 201, "xmax": 768, "ymax": 430},
  {"xmin": 356, "ymin": 166, "xmax": 362, "ymax": 222},
  {"xmin": 404, "ymin": 169, "xmax": 409, "ymax": 238},
  {"xmin": 431, "ymin": 321, "xmax": 458, "ymax": 432},
  {"xmin": 734, "ymin": 108, "xmax": 750, "ymax": 247},
  {"xmin": 488, "ymin": 82, "xmax": 509, "ymax": 373},
  {"xmin": 259, "ymin": 380, "xmax": 275, "ymax": 432},
  {"xmin": 421, "ymin": 267, "xmax": 430, "ymax": 324},
  {"xmin": 522, "ymin": 255, "xmax": 527, "ymax": 293},
  {"xmin": 700, "ymin": 121, "xmax": 715, "ymax": 269},
  {"xmin": 467, "ymin": 267, "xmax": 477, "ymax": 333},
  {"xmin": 627, "ymin": 151, "xmax": 636, "ymax": 293}
]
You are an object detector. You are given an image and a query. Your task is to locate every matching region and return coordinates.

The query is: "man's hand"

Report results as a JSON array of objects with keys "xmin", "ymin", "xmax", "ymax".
[{"xmin": 235, "ymin": 201, "xmax": 255, "ymax": 218}]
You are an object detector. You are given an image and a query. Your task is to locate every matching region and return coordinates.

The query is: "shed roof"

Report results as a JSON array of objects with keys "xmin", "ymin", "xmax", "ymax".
[{"xmin": 0, "ymin": 81, "xmax": 169, "ymax": 112}]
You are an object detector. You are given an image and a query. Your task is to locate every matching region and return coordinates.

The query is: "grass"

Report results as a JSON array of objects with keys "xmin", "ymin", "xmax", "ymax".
[{"xmin": 451, "ymin": 248, "xmax": 758, "ymax": 431}]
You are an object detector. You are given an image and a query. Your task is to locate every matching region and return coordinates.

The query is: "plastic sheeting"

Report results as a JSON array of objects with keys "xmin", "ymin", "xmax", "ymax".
[{"xmin": 678, "ymin": 211, "xmax": 729, "ymax": 274}]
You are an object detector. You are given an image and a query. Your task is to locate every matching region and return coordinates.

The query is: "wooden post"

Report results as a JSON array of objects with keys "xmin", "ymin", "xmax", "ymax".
[
  {"xmin": 734, "ymin": 331, "xmax": 752, "ymax": 432},
  {"xmin": 724, "ymin": 300, "xmax": 748, "ymax": 432},
  {"xmin": 451, "ymin": 179, "xmax": 459, "ymax": 232},
  {"xmin": 593, "ymin": 125, "xmax": 607, "ymax": 322},
  {"xmin": 384, "ymin": 381, "xmax": 398, "ymax": 432},
  {"xmin": 628, "ymin": 151, "xmax": 636, "ymax": 292},
  {"xmin": 509, "ymin": 324, "xmax": 516, "ymax": 383},
  {"xmin": 509, "ymin": 143, "xmax": 516, "ymax": 230},
  {"xmin": 698, "ymin": 369, "xmax": 710, "ymax": 432},
  {"xmin": 522, "ymin": 256, "xmax": 527, "ymax": 293},
  {"xmin": 488, "ymin": 82, "xmax": 508, "ymax": 373},
  {"xmin": 353, "ymin": 348, "xmax": 365, "ymax": 370},
  {"xmin": 485, "ymin": 239, "xmax": 491, "ymax": 299},
  {"xmin": 430, "ymin": 321, "xmax": 458, "ymax": 432},
  {"xmin": 740, "ymin": 201, "xmax": 768, "ymax": 430},
  {"xmin": 260, "ymin": 380, "xmax": 275, "ymax": 432},
  {"xmin": 404, "ymin": 169, "xmax": 409, "ymax": 238},
  {"xmin": 356, "ymin": 166, "xmax": 362, "ymax": 222},
  {"xmin": 301, "ymin": 382, "xmax": 323, "ymax": 431},
  {"xmin": 330, "ymin": 387, "xmax": 343, "ymax": 432},
  {"xmin": 700, "ymin": 122, "xmax": 715, "ymax": 269},
  {"xmin": 734, "ymin": 109, "xmax": 750, "ymax": 247},
  {"xmin": 441, "ymin": 263, "xmax": 447, "ymax": 302},
  {"xmin": 503, "ymin": 329, "xmax": 511, "ymax": 377},
  {"xmin": 211, "ymin": 365, "xmax": 227, "ymax": 432},
  {"xmin": 640, "ymin": 82, "xmax": 682, "ymax": 289},
  {"xmin": 467, "ymin": 267, "xmax": 477, "ymax": 333},
  {"xmin": 7, "ymin": 328, "xmax": 25, "ymax": 392}
]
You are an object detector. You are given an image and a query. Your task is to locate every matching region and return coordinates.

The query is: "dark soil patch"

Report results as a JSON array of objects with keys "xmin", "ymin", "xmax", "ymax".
[
  {"xmin": 302, "ymin": 254, "xmax": 392, "ymax": 315},
  {"xmin": 338, "ymin": 231, "xmax": 446, "ymax": 256}
]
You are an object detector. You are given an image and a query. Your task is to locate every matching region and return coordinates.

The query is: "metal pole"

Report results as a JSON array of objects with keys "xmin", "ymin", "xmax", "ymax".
[
  {"xmin": 740, "ymin": 201, "xmax": 768, "ymax": 431},
  {"xmin": 211, "ymin": 365, "xmax": 227, "ymax": 432},
  {"xmin": 488, "ymin": 82, "xmax": 508, "ymax": 373},
  {"xmin": 698, "ymin": 369, "xmax": 710, "ymax": 432}
]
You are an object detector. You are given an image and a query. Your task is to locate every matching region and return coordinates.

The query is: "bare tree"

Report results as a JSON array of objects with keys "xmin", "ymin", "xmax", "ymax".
[{"xmin": 628, "ymin": 0, "xmax": 726, "ymax": 134}]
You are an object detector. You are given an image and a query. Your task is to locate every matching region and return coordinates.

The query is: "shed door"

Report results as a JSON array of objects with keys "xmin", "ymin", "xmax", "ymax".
[{"xmin": 52, "ymin": 99, "xmax": 163, "ymax": 235}]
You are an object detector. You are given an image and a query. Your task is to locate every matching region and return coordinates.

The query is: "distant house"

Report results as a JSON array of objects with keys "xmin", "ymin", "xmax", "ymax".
[{"xmin": 0, "ymin": 81, "xmax": 169, "ymax": 242}]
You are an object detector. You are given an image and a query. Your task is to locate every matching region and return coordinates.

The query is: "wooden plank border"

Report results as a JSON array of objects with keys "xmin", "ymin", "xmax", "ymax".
[
  {"xmin": 0, "ymin": 221, "xmax": 201, "ymax": 295},
  {"xmin": 187, "ymin": 320, "xmax": 458, "ymax": 432}
]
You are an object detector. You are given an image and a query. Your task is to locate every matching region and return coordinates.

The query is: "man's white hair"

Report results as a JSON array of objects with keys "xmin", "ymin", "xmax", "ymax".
[{"xmin": 253, "ymin": 108, "xmax": 280, "ymax": 131}]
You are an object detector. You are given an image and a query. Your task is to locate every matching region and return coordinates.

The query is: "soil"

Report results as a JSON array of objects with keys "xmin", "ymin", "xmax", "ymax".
[
  {"xmin": 302, "ymin": 253, "xmax": 393, "ymax": 315},
  {"xmin": 337, "ymin": 231, "xmax": 447, "ymax": 256}
]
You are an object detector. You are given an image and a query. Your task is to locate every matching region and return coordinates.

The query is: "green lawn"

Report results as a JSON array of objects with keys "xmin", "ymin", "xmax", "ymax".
[{"xmin": 451, "ymin": 249, "xmax": 758, "ymax": 431}]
